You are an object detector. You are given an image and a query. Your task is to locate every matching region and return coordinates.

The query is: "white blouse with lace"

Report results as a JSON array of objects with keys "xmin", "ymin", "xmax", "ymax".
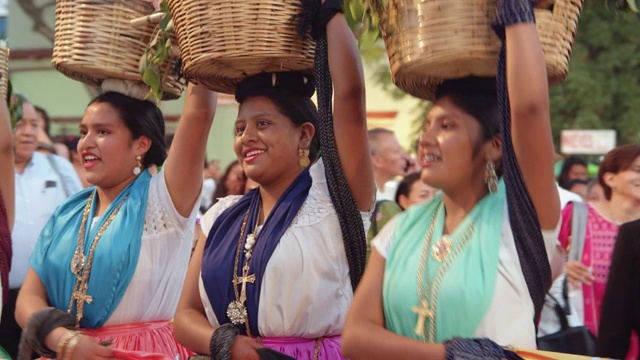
[
  {"xmin": 199, "ymin": 159, "xmax": 372, "ymax": 338},
  {"xmin": 104, "ymin": 169, "xmax": 198, "ymax": 325}
]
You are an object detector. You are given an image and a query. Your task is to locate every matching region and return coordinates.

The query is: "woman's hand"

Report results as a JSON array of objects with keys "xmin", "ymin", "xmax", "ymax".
[
  {"xmin": 230, "ymin": 335, "xmax": 261, "ymax": 360},
  {"xmin": 565, "ymin": 260, "xmax": 594, "ymax": 287},
  {"xmin": 69, "ymin": 335, "xmax": 115, "ymax": 360}
]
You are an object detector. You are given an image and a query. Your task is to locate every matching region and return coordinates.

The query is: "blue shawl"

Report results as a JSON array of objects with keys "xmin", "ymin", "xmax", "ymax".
[
  {"xmin": 30, "ymin": 170, "xmax": 151, "ymax": 328},
  {"xmin": 201, "ymin": 169, "xmax": 312, "ymax": 336}
]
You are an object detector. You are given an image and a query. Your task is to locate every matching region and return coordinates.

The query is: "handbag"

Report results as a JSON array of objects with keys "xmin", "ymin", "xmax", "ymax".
[{"xmin": 537, "ymin": 280, "xmax": 596, "ymax": 355}]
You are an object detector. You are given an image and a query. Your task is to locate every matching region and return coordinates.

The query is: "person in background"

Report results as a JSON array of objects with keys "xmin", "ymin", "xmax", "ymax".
[
  {"xmin": 395, "ymin": 172, "xmax": 438, "ymax": 210},
  {"xmin": 596, "ymin": 218, "xmax": 640, "ymax": 359},
  {"xmin": 211, "ymin": 160, "xmax": 247, "ymax": 206},
  {"xmin": 561, "ymin": 144, "xmax": 640, "ymax": 359},
  {"xmin": 34, "ymin": 105, "xmax": 69, "ymax": 159},
  {"xmin": 565, "ymin": 178, "xmax": 589, "ymax": 201},
  {"xmin": 368, "ymin": 128, "xmax": 413, "ymax": 202},
  {"xmin": 586, "ymin": 177, "xmax": 605, "ymax": 203},
  {"xmin": 557, "ymin": 155, "xmax": 588, "ymax": 190},
  {"xmin": 0, "ymin": 97, "xmax": 83, "ymax": 358},
  {"xmin": 62, "ymin": 136, "xmax": 91, "ymax": 188}
]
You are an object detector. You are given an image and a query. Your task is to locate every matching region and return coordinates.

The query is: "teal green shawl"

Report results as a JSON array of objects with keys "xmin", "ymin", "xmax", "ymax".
[
  {"xmin": 30, "ymin": 170, "xmax": 151, "ymax": 328},
  {"xmin": 383, "ymin": 181, "xmax": 505, "ymax": 342}
]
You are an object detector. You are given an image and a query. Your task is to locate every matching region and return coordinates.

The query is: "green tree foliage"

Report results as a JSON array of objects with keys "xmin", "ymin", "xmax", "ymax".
[{"xmin": 550, "ymin": 0, "xmax": 640, "ymax": 145}]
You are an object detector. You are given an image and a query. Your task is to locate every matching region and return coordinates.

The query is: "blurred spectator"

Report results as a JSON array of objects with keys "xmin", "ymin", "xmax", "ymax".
[
  {"xmin": 394, "ymin": 172, "xmax": 437, "ymax": 210},
  {"xmin": 565, "ymin": 178, "xmax": 589, "ymax": 201},
  {"xmin": 211, "ymin": 161, "xmax": 246, "ymax": 206},
  {"xmin": 558, "ymin": 155, "xmax": 588, "ymax": 190},
  {"xmin": 587, "ymin": 178, "xmax": 605, "ymax": 204}
]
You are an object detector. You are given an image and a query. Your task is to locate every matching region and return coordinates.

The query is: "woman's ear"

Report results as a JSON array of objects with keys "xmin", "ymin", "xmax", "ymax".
[
  {"xmin": 602, "ymin": 172, "xmax": 617, "ymax": 191},
  {"xmin": 134, "ymin": 135, "xmax": 152, "ymax": 157},
  {"xmin": 298, "ymin": 122, "xmax": 315, "ymax": 149},
  {"xmin": 484, "ymin": 136, "xmax": 502, "ymax": 163}
]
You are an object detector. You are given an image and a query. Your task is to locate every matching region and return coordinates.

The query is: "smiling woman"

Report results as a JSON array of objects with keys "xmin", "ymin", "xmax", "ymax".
[
  {"xmin": 172, "ymin": 4, "xmax": 375, "ymax": 359},
  {"xmin": 14, "ymin": 83, "xmax": 217, "ymax": 360}
]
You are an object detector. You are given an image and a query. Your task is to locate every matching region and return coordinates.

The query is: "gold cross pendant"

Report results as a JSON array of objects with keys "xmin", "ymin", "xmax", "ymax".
[
  {"xmin": 72, "ymin": 291, "xmax": 93, "ymax": 324},
  {"xmin": 412, "ymin": 300, "xmax": 433, "ymax": 338},
  {"xmin": 234, "ymin": 263, "xmax": 256, "ymax": 304}
]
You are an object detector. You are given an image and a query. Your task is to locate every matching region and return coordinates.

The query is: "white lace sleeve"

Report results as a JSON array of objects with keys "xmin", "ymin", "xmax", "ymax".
[
  {"xmin": 371, "ymin": 217, "xmax": 398, "ymax": 259},
  {"xmin": 200, "ymin": 195, "xmax": 243, "ymax": 237}
]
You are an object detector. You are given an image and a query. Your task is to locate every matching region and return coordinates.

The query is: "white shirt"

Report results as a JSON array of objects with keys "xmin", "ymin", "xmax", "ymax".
[
  {"xmin": 372, "ymin": 203, "xmax": 558, "ymax": 349},
  {"xmin": 199, "ymin": 159, "xmax": 372, "ymax": 337},
  {"xmin": 105, "ymin": 169, "xmax": 198, "ymax": 325},
  {"xmin": 557, "ymin": 183, "xmax": 582, "ymax": 209},
  {"xmin": 11, "ymin": 153, "xmax": 83, "ymax": 288},
  {"xmin": 376, "ymin": 180, "xmax": 399, "ymax": 202}
]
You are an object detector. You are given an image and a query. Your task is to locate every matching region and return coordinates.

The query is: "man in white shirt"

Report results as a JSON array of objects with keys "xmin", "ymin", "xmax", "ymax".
[
  {"xmin": 368, "ymin": 128, "xmax": 412, "ymax": 201},
  {"xmin": 0, "ymin": 98, "xmax": 83, "ymax": 357}
]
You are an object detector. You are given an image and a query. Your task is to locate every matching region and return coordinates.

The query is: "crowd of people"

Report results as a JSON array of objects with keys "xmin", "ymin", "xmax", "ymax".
[{"xmin": 0, "ymin": 0, "xmax": 638, "ymax": 359}]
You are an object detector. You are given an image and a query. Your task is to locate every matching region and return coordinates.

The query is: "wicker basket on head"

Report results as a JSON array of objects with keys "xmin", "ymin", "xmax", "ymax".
[
  {"xmin": 0, "ymin": 47, "xmax": 8, "ymax": 99},
  {"xmin": 52, "ymin": 0, "xmax": 186, "ymax": 100},
  {"xmin": 379, "ymin": 0, "xmax": 583, "ymax": 101},
  {"xmin": 167, "ymin": 0, "xmax": 315, "ymax": 95}
]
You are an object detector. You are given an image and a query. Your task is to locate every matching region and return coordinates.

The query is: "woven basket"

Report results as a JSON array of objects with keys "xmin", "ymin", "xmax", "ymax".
[
  {"xmin": 167, "ymin": 0, "xmax": 315, "ymax": 95},
  {"xmin": 52, "ymin": 0, "xmax": 186, "ymax": 100},
  {"xmin": 379, "ymin": 0, "xmax": 583, "ymax": 101},
  {"xmin": 0, "ymin": 47, "xmax": 8, "ymax": 99}
]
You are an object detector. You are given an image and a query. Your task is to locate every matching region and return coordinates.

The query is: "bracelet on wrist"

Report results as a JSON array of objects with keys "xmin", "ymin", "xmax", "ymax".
[{"xmin": 57, "ymin": 331, "xmax": 82, "ymax": 360}]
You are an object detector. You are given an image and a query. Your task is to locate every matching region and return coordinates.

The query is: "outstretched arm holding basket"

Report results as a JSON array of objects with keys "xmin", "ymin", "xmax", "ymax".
[{"xmin": 341, "ymin": 0, "xmax": 558, "ymax": 358}]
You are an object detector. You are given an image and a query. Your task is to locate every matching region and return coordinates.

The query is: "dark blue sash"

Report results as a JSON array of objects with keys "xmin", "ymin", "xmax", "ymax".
[{"xmin": 201, "ymin": 169, "xmax": 312, "ymax": 335}]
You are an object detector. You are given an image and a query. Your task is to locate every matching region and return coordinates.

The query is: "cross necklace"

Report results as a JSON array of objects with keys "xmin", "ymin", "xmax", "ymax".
[
  {"xmin": 227, "ymin": 204, "xmax": 262, "ymax": 336},
  {"xmin": 413, "ymin": 204, "xmax": 476, "ymax": 342},
  {"xmin": 68, "ymin": 191, "xmax": 128, "ymax": 327}
]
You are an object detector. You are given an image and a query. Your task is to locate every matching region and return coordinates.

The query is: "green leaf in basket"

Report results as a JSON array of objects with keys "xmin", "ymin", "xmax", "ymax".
[
  {"xmin": 349, "ymin": 1, "xmax": 364, "ymax": 24},
  {"xmin": 142, "ymin": 68, "xmax": 161, "ymax": 102},
  {"xmin": 159, "ymin": 12, "xmax": 171, "ymax": 30}
]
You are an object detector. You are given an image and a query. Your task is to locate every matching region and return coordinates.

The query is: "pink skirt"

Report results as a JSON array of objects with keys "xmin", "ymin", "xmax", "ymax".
[
  {"xmin": 82, "ymin": 321, "xmax": 192, "ymax": 360},
  {"xmin": 260, "ymin": 336, "xmax": 345, "ymax": 360}
]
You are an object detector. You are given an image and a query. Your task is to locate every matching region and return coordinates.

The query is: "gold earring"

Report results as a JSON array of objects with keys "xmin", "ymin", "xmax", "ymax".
[
  {"xmin": 484, "ymin": 160, "xmax": 498, "ymax": 194},
  {"xmin": 133, "ymin": 155, "xmax": 143, "ymax": 176},
  {"xmin": 298, "ymin": 149, "xmax": 310, "ymax": 168}
]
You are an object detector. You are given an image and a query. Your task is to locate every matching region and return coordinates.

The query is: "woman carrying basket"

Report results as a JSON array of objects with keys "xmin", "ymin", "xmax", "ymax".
[
  {"xmin": 341, "ymin": 0, "xmax": 561, "ymax": 358},
  {"xmin": 15, "ymin": 83, "xmax": 217, "ymax": 359},
  {"xmin": 172, "ymin": 1, "xmax": 374, "ymax": 359}
]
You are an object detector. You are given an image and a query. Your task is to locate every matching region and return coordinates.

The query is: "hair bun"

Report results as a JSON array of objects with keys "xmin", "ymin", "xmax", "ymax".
[
  {"xmin": 235, "ymin": 72, "xmax": 315, "ymax": 103},
  {"xmin": 435, "ymin": 77, "xmax": 496, "ymax": 100}
]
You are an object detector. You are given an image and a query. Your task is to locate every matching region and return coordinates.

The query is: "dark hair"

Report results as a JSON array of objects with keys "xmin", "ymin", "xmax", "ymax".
[
  {"xmin": 212, "ymin": 161, "xmax": 247, "ymax": 205},
  {"xmin": 88, "ymin": 92, "xmax": 166, "ymax": 167},
  {"xmin": 598, "ymin": 144, "xmax": 640, "ymax": 200},
  {"xmin": 395, "ymin": 172, "xmax": 422, "ymax": 209},
  {"xmin": 235, "ymin": 73, "xmax": 320, "ymax": 162},
  {"xmin": 34, "ymin": 106, "xmax": 51, "ymax": 136},
  {"xmin": 557, "ymin": 155, "xmax": 588, "ymax": 189}
]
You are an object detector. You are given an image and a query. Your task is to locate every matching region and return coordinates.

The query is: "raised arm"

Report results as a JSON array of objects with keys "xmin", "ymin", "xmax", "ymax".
[
  {"xmin": 327, "ymin": 12, "xmax": 375, "ymax": 211},
  {"xmin": 506, "ymin": 23, "xmax": 560, "ymax": 230},
  {"xmin": 0, "ymin": 97, "xmax": 14, "ymax": 228},
  {"xmin": 163, "ymin": 84, "xmax": 217, "ymax": 217}
]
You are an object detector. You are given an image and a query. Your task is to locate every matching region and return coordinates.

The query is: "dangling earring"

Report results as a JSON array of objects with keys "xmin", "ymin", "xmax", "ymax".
[
  {"xmin": 484, "ymin": 160, "xmax": 498, "ymax": 194},
  {"xmin": 133, "ymin": 155, "xmax": 143, "ymax": 176},
  {"xmin": 298, "ymin": 148, "xmax": 310, "ymax": 168}
]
